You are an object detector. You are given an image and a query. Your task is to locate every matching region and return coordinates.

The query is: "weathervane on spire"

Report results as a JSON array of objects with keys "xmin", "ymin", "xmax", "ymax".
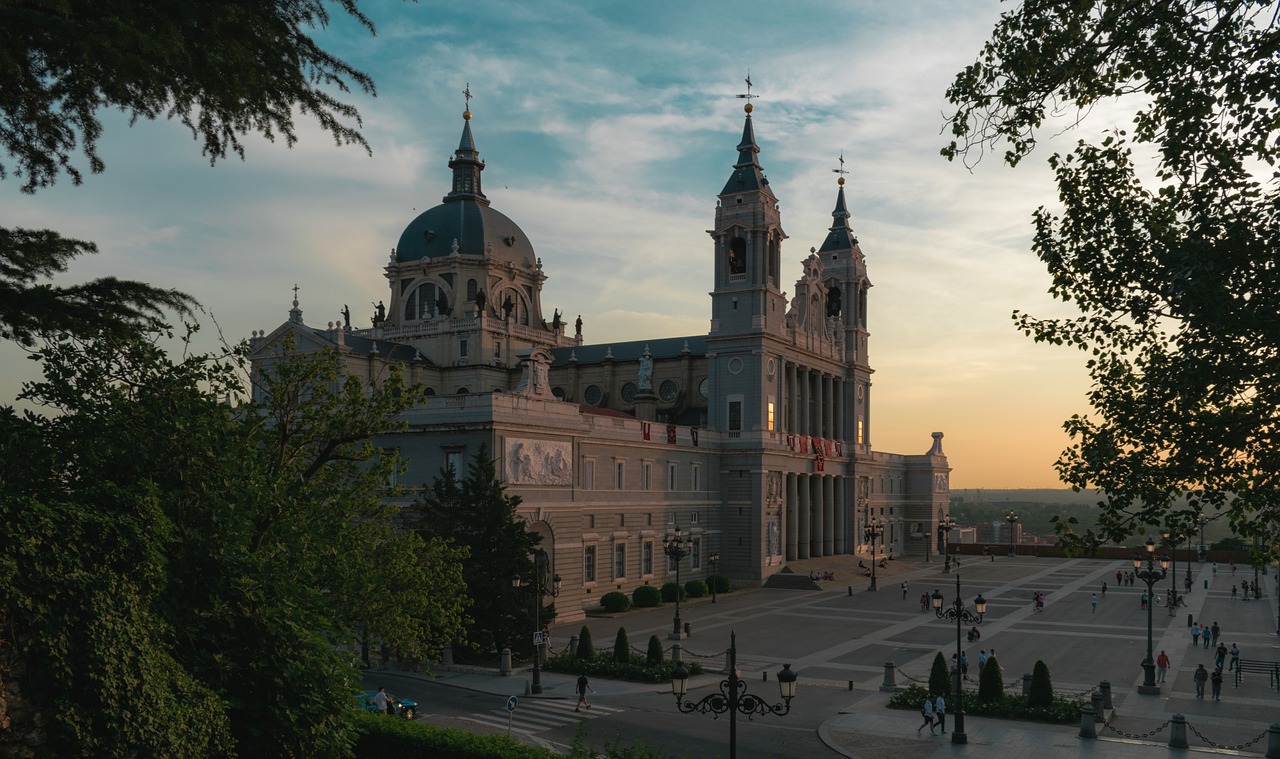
[
  {"xmin": 833, "ymin": 152, "xmax": 849, "ymax": 185},
  {"xmin": 463, "ymin": 83, "xmax": 472, "ymax": 119},
  {"xmin": 291, "ymin": 283, "xmax": 300, "ymax": 305},
  {"xmin": 736, "ymin": 72, "xmax": 759, "ymax": 106}
]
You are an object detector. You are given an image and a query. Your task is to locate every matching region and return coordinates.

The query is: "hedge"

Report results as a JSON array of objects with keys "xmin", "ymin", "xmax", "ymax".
[
  {"xmin": 684, "ymin": 579, "xmax": 708, "ymax": 598},
  {"xmin": 660, "ymin": 582, "xmax": 685, "ymax": 602},
  {"xmin": 544, "ymin": 650, "xmax": 704, "ymax": 683},
  {"xmin": 601, "ymin": 591, "xmax": 631, "ymax": 613},
  {"xmin": 632, "ymin": 585, "xmax": 662, "ymax": 607},
  {"xmin": 353, "ymin": 712, "xmax": 675, "ymax": 757},
  {"xmin": 887, "ymin": 684, "xmax": 1084, "ymax": 725}
]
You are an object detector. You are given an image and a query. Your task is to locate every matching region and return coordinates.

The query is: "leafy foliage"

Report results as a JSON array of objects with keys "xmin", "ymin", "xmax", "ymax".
[
  {"xmin": 978, "ymin": 656, "xmax": 1004, "ymax": 702},
  {"xmin": 613, "ymin": 627, "xmax": 631, "ymax": 663},
  {"xmin": 1029, "ymin": 660, "xmax": 1054, "ymax": 708},
  {"xmin": 601, "ymin": 592, "xmax": 631, "ymax": 613},
  {"xmin": 660, "ymin": 582, "xmax": 685, "ymax": 602},
  {"xmin": 889, "ymin": 684, "xmax": 1082, "ymax": 725},
  {"xmin": 709, "ymin": 574, "xmax": 732, "ymax": 594},
  {"xmin": 646, "ymin": 635, "xmax": 665, "ymax": 665},
  {"xmin": 631, "ymin": 585, "xmax": 662, "ymax": 608},
  {"xmin": 684, "ymin": 579, "xmax": 708, "ymax": 598},
  {"xmin": 944, "ymin": 0, "xmax": 1280, "ymax": 554},
  {"xmin": 576, "ymin": 626, "xmax": 595, "ymax": 659},
  {"xmin": 353, "ymin": 712, "xmax": 676, "ymax": 757},
  {"xmin": 929, "ymin": 652, "xmax": 952, "ymax": 700},
  {"xmin": 0, "ymin": 331, "xmax": 468, "ymax": 756},
  {"xmin": 543, "ymin": 651, "xmax": 703, "ymax": 684}
]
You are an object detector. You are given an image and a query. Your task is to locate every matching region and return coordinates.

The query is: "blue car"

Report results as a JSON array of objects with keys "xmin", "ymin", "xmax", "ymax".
[{"xmin": 357, "ymin": 690, "xmax": 418, "ymax": 719}]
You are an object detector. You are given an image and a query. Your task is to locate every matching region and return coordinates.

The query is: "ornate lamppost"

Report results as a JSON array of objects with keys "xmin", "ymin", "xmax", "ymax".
[
  {"xmin": 665, "ymin": 525, "xmax": 691, "ymax": 639},
  {"xmin": 1197, "ymin": 510, "xmax": 1208, "ymax": 562},
  {"xmin": 924, "ymin": 527, "xmax": 932, "ymax": 563},
  {"xmin": 670, "ymin": 632, "xmax": 798, "ymax": 759},
  {"xmin": 864, "ymin": 518, "xmax": 884, "ymax": 591},
  {"xmin": 1162, "ymin": 528, "xmax": 1182, "ymax": 614},
  {"xmin": 709, "ymin": 551, "xmax": 721, "ymax": 604},
  {"xmin": 511, "ymin": 549, "xmax": 561, "ymax": 695},
  {"xmin": 1134, "ymin": 537, "xmax": 1169, "ymax": 694},
  {"xmin": 1005, "ymin": 511, "xmax": 1018, "ymax": 556},
  {"xmin": 939, "ymin": 517, "xmax": 956, "ymax": 573},
  {"xmin": 930, "ymin": 575, "xmax": 987, "ymax": 745}
]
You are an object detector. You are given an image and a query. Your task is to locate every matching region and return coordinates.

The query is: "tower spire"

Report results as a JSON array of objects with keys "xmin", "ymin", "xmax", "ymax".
[
  {"xmin": 444, "ymin": 85, "xmax": 489, "ymax": 206},
  {"xmin": 721, "ymin": 74, "xmax": 771, "ymax": 197}
]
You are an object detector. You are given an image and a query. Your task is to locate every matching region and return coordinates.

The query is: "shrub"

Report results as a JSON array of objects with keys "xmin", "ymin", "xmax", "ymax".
[
  {"xmin": 353, "ymin": 711, "xmax": 677, "ymax": 757},
  {"xmin": 646, "ymin": 635, "xmax": 664, "ymax": 665},
  {"xmin": 928, "ymin": 652, "xmax": 951, "ymax": 700},
  {"xmin": 576, "ymin": 626, "xmax": 594, "ymax": 659},
  {"xmin": 613, "ymin": 627, "xmax": 631, "ymax": 663},
  {"xmin": 887, "ymin": 684, "xmax": 1083, "ymax": 725},
  {"xmin": 543, "ymin": 651, "xmax": 704, "ymax": 683},
  {"xmin": 660, "ymin": 582, "xmax": 686, "ymax": 602},
  {"xmin": 978, "ymin": 655, "xmax": 1004, "ymax": 702},
  {"xmin": 601, "ymin": 591, "xmax": 631, "ymax": 613},
  {"xmin": 1028, "ymin": 660, "xmax": 1053, "ymax": 707},
  {"xmin": 632, "ymin": 585, "xmax": 662, "ymax": 608},
  {"xmin": 709, "ymin": 574, "xmax": 732, "ymax": 593},
  {"xmin": 684, "ymin": 579, "xmax": 708, "ymax": 598}
]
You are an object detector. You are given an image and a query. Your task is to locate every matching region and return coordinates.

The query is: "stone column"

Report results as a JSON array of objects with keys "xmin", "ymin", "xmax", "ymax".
[
  {"xmin": 822, "ymin": 474, "xmax": 835, "ymax": 556},
  {"xmin": 834, "ymin": 476, "xmax": 847, "ymax": 554},
  {"xmin": 810, "ymin": 474, "xmax": 823, "ymax": 558},
  {"xmin": 786, "ymin": 473, "xmax": 799, "ymax": 561},
  {"xmin": 797, "ymin": 474, "xmax": 811, "ymax": 560}
]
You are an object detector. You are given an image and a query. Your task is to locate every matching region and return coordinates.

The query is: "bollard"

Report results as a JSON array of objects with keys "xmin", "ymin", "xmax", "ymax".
[
  {"xmin": 685, "ymin": 622, "xmax": 692, "ymax": 637},
  {"xmin": 848, "ymin": 680, "xmax": 854, "ymax": 691},
  {"xmin": 672, "ymin": 643, "xmax": 682, "ymax": 663},
  {"xmin": 569, "ymin": 634, "xmax": 578, "ymax": 656},
  {"xmin": 1266, "ymin": 721, "xmax": 1280, "ymax": 759},
  {"xmin": 881, "ymin": 661, "xmax": 898, "ymax": 692},
  {"xmin": 1168, "ymin": 714, "xmax": 1188, "ymax": 749},
  {"xmin": 848, "ymin": 585, "xmax": 853, "ymax": 596},
  {"xmin": 524, "ymin": 678, "xmax": 532, "ymax": 696},
  {"xmin": 1079, "ymin": 705, "xmax": 1097, "ymax": 739},
  {"xmin": 1091, "ymin": 690, "xmax": 1104, "ymax": 723},
  {"xmin": 1187, "ymin": 613, "xmax": 1193, "ymax": 627},
  {"xmin": 1100, "ymin": 680, "xmax": 1113, "ymax": 710},
  {"xmin": 763, "ymin": 671, "xmax": 768, "ymax": 682},
  {"xmin": 1204, "ymin": 578, "xmax": 1209, "ymax": 589},
  {"xmin": 1022, "ymin": 673, "xmax": 1032, "ymax": 696},
  {"xmin": 442, "ymin": 643, "xmax": 454, "ymax": 666},
  {"xmin": 500, "ymin": 647, "xmax": 512, "ymax": 676}
]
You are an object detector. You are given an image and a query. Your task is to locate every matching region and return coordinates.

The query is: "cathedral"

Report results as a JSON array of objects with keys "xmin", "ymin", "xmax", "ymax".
[{"xmin": 250, "ymin": 96, "xmax": 951, "ymax": 622}]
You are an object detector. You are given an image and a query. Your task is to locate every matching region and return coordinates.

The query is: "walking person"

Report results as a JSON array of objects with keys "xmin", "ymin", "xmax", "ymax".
[
  {"xmin": 1101, "ymin": 581, "xmax": 1107, "ymax": 598},
  {"xmin": 1091, "ymin": 593, "xmax": 1098, "ymax": 613},
  {"xmin": 1215, "ymin": 644, "xmax": 1227, "ymax": 670},
  {"xmin": 1193, "ymin": 664, "xmax": 1208, "ymax": 698},
  {"xmin": 1141, "ymin": 590, "xmax": 1148, "ymax": 609},
  {"xmin": 1191, "ymin": 622, "xmax": 1201, "ymax": 647},
  {"xmin": 575, "ymin": 672, "xmax": 595, "ymax": 712},
  {"xmin": 1210, "ymin": 667, "xmax": 1224, "ymax": 701},
  {"xmin": 934, "ymin": 693, "xmax": 947, "ymax": 734},
  {"xmin": 1229, "ymin": 644, "xmax": 1240, "ymax": 671},
  {"xmin": 960, "ymin": 651, "xmax": 969, "ymax": 680},
  {"xmin": 1115, "ymin": 569, "xmax": 1122, "ymax": 585},
  {"xmin": 1231, "ymin": 584, "xmax": 1237, "ymax": 600},
  {"xmin": 917, "ymin": 696, "xmax": 935, "ymax": 735},
  {"xmin": 1203, "ymin": 624, "xmax": 1211, "ymax": 649},
  {"xmin": 1156, "ymin": 650, "xmax": 1170, "ymax": 683},
  {"xmin": 373, "ymin": 685, "xmax": 391, "ymax": 715},
  {"xmin": 902, "ymin": 581, "xmax": 909, "ymax": 600},
  {"xmin": 978, "ymin": 649, "xmax": 988, "ymax": 673},
  {"xmin": 1210, "ymin": 621, "xmax": 1221, "ymax": 646}
]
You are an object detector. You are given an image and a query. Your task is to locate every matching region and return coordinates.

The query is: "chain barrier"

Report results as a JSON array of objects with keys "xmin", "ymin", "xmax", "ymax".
[
  {"xmin": 896, "ymin": 667, "xmax": 928, "ymax": 684},
  {"xmin": 668, "ymin": 645, "xmax": 729, "ymax": 660},
  {"xmin": 1185, "ymin": 722, "xmax": 1270, "ymax": 751},
  {"xmin": 1100, "ymin": 718, "xmax": 1170, "ymax": 740},
  {"xmin": 1055, "ymin": 686, "xmax": 1094, "ymax": 700}
]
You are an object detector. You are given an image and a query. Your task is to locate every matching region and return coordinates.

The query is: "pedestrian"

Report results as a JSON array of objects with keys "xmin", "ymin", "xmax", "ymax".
[
  {"xmin": 1212, "ymin": 561, "xmax": 1218, "ymax": 576},
  {"xmin": 919, "ymin": 593, "xmax": 929, "ymax": 612},
  {"xmin": 1203, "ymin": 625, "xmax": 1211, "ymax": 649},
  {"xmin": 1242, "ymin": 580, "xmax": 1250, "ymax": 600},
  {"xmin": 1101, "ymin": 581, "xmax": 1107, "ymax": 598},
  {"xmin": 1193, "ymin": 664, "xmax": 1208, "ymax": 698},
  {"xmin": 575, "ymin": 672, "xmax": 595, "ymax": 712},
  {"xmin": 373, "ymin": 685, "xmax": 391, "ymax": 715},
  {"xmin": 1230, "ymin": 559, "xmax": 1236, "ymax": 575},
  {"xmin": 1090, "ymin": 593, "xmax": 1098, "ymax": 613},
  {"xmin": 1231, "ymin": 584, "xmax": 1237, "ymax": 600},
  {"xmin": 934, "ymin": 693, "xmax": 947, "ymax": 734},
  {"xmin": 978, "ymin": 649, "xmax": 987, "ymax": 673},
  {"xmin": 1192, "ymin": 622, "xmax": 1201, "ymax": 646},
  {"xmin": 1214, "ymin": 643, "xmax": 1227, "ymax": 669},
  {"xmin": 1141, "ymin": 590, "xmax": 1148, "ymax": 609},
  {"xmin": 1185, "ymin": 574, "xmax": 1192, "ymax": 592},
  {"xmin": 1211, "ymin": 667, "xmax": 1223, "ymax": 701},
  {"xmin": 1156, "ymin": 650, "xmax": 1170, "ymax": 683},
  {"xmin": 917, "ymin": 696, "xmax": 935, "ymax": 735},
  {"xmin": 902, "ymin": 581, "xmax": 908, "ymax": 600},
  {"xmin": 1229, "ymin": 644, "xmax": 1240, "ymax": 671},
  {"xmin": 1116, "ymin": 569, "xmax": 1122, "ymax": 585},
  {"xmin": 960, "ymin": 651, "xmax": 969, "ymax": 680},
  {"xmin": 1210, "ymin": 621, "xmax": 1220, "ymax": 645}
]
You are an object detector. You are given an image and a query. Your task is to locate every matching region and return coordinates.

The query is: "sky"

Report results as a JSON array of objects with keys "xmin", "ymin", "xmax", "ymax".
[{"xmin": 2, "ymin": 0, "xmax": 1108, "ymax": 489}]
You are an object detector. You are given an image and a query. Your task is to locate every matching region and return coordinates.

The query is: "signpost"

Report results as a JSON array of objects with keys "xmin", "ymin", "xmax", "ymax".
[{"xmin": 506, "ymin": 695, "xmax": 519, "ymax": 735}]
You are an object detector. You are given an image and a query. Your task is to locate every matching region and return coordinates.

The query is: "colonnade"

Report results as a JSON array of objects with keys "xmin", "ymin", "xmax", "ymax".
[
  {"xmin": 783, "ymin": 362, "xmax": 845, "ymax": 438},
  {"xmin": 784, "ymin": 472, "xmax": 848, "ymax": 560}
]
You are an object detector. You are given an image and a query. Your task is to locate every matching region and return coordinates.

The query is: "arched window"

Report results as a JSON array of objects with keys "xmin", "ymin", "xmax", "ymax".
[
  {"xmin": 404, "ymin": 282, "xmax": 438, "ymax": 321},
  {"xmin": 467, "ymin": 278, "xmax": 478, "ymax": 302},
  {"xmin": 727, "ymin": 237, "xmax": 747, "ymax": 276}
]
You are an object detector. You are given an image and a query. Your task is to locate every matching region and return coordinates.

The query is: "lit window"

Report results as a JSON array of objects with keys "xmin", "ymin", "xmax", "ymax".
[{"xmin": 767, "ymin": 398, "xmax": 776, "ymax": 431}]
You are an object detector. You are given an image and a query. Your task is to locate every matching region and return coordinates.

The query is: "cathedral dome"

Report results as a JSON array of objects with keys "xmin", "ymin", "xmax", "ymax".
[{"xmin": 394, "ymin": 202, "xmax": 535, "ymax": 266}]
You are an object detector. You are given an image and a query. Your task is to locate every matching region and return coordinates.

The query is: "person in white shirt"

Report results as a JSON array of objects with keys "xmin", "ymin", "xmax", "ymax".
[{"xmin": 373, "ymin": 686, "xmax": 391, "ymax": 715}]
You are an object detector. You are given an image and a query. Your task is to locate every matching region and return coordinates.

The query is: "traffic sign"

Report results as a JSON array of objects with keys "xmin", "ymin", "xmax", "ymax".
[
  {"xmin": 533, "ymin": 631, "xmax": 544, "ymax": 645},
  {"xmin": 506, "ymin": 695, "xmax": 519, "ymax": 713}
]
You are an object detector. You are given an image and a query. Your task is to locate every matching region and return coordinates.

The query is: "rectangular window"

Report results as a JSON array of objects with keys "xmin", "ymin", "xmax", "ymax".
[
  {"xmin": 643, "ymin": 542, "xmax": 653, "ymax": 575},
  {"xmin": 619, "ymin": 514, "xmax": 626, "ymax": 527},
  {"xmin": 728, "ymin": 400, "xmax": 743, "ymax": 431},
  {"xmin": 615, "ymin": 460, "xmax": 625, "ymax": 490},
  {"xmin": 767, "ymin": 398, "xmax": 776, "ymax": 431},
  {"xmin": 642, "ymin": 462, "xmax": 652, "ymax": 491},
  {"xmin": 691, "ymin": 464, "xmax": 701, "ymax": 492},
  {"xmin": 460, "ymin": 339, "xmax": 469, "ymax": 358},
  {"xmin": 444, "ymin": 450, "xmax": 463, "ymax": 476},
  {"xmin": 668, "ymin": 549, "xmax": 678, "ymax": 572},
  {"xmin": 691, "ymin": 511, "xmax": 700, "ymax": 524},
  {"xmin": 647, "ymin": 513, "xmax": 653, "ymax": 526},
  {"xmin": 857, "ymin": 418, "xmax": 865, "ymax": 445},
  {"xmin": 583, "ymin": 459, "xmax": 595, "ymax": 490},
  {"xmin": 584, "ymin": 545, "xmax": 596, "ymax": 582},
  {"xmin": 494, "ymin": 340, "xmax": 502, "ymax": 358},
  {"xmin": 667, "ymin": 512, "xmax": 676, "ymax": 525},
  {"xmin": 614, "ymin": 543, "xmax": 626, "ymax": 579},
  {"xmin": 692, "ymin": 537, "xmax": 702, "ymax": 569},
  {"xmin": 667, "ymin": 462, "xmax": 678, "ymax": 491},
  {"xmin": 588, "ymin": 514, "xmax": 595, "ymax": 528}
]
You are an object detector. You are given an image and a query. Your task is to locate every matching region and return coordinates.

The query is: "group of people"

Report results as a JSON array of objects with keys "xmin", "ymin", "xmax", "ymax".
[
  {"xmin": 1193, "ymin": 663, "xmax": 1226, "ymax": 701},
  {"xmin": 917, "ymin": 693, "xmax": 947, "ymax": 736},
  {"xmin": 1031, "ymin": 591, "xmax": 1046, "ymax": 612},
  {"xmin": 1230, "ymin": 580, "xmax": 1260, "ymax": 600},
  {"xmin": 808, "ymin": 570, "xmax": 836, "ymax": 581}
]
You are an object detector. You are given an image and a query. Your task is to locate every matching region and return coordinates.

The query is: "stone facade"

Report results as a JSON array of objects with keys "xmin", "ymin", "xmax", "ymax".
[{"xmin": 249, "ymin": 101, "xmax": 950, "ymax": 622}]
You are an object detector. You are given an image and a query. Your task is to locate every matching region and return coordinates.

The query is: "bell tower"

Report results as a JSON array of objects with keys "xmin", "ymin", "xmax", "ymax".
[{"xmin": 709, "ymin": 84, "xmax": 788, "ymax": 337}]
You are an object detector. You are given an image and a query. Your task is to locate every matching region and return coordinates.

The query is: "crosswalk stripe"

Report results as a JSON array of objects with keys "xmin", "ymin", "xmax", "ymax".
[{"xmin": 461, "ymin": 700, "xmax": 623, "ymax": 736}]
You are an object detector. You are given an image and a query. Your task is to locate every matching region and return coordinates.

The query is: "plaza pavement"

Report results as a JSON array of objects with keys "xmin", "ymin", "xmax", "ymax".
[{"xmin": 444, "ymin": 553, "xmax": 1280, "ymax": 757}]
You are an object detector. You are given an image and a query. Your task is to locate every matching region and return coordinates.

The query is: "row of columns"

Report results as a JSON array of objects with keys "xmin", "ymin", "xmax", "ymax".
[
  {"xmin": 784, "ymin": 362, "xmax": 845, "ymax": 439},
  {"xmin": 785, "ymin": 473, "xmax": 848, "ymax": 560}
]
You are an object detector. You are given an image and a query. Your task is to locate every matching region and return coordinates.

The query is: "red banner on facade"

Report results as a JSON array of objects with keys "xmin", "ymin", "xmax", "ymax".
[
  {"xmin": 642, "ymin": 421, "xmax": 651, "ymax": 441},
  {"xmin": 835, "ymin": 440, "xmax": 842, "ymax": 457},
  {"xmin": 667, "ymin": 424, "xmax": 677, "ymax": 444}
]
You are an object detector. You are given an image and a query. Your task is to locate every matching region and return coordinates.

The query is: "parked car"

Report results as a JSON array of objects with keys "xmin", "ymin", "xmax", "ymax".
[{"xmin": 357, "ymin": 690, "xmax": 418, "ymax": 719}]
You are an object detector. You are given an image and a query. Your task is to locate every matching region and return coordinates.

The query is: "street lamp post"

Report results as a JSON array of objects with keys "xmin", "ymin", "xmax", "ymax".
[
  {"xmin": 511, "ymin": 550, "xmax": 562, "ymax": 695},
  {"xmin": 1162, "ymin": 529, "xmax": 1183, "ymax": 614},
  {"xmin": 709, "ymin": 552, "xmax": 720, "ymax": 604},
  {"xmin": 665, "ymin": 526, "xmax": 692, "ymax": 639},
  {"xmin": 1005, "ymin": 511, "xmax": 1018, "ymax": 556},
  {"xmin": 1134, "ymin": 537, "xmax": 1169, "ymax": 694},
  {"xmin": 939, "ymin": 517, "xmax": 955, "ymax": 573},
  {"xmin": 1197, "ymin": 511, "xmax": 1208, "ymax": 562},
  {"xmin": 670, "ymin": 632, "xmax": 798, "ymax": 759},
  {"xmin": 924, "ymin": 530, "xmax": 932, "ymax": 563},
  {"xmin": 930, "ymin": 575, "xmax": 987, "ymax": 745},
  {"xmin": 864, "ymin": 518, "xmax": 884, "ymax": 591}
]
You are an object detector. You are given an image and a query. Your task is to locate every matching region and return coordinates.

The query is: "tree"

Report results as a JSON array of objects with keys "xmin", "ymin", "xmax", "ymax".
[
  {"xmin": 977, "ymin": 656, "xmax": 1004, "ymax": 702},
  {"xmin": 0, "ymin": 0, "xmax": 380, "ymax": 346},
  {"xmin": 417, "ymin": 445, "xmax": 545, "ymax": 659},
  {"xmin": 944, "ymin": 1, "xmax": 1280, "ymax": 553},
  {"xmin": 577, "ymin": 626, "xmax": 596, "ymax": 660},
  {"xmin": 929, "ymin": 651, "xmax": 952, "ymax": 700},
  {"xmin": 0, "ymin": 331, "xmax": 468, "ymax": 756},
  {"xmin": 613, "ymin": 628, "xmax": 631, "ymax": 664},
  {"xmin": 1028, "ymin": 660, "xmax": 1054, "ymax": 708},
  {"xmin": 646, "ymin": 635, "xmax": 665, "ymax": 666}
]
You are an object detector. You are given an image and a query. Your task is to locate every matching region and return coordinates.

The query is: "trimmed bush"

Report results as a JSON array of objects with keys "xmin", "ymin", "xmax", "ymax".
[
  {"xmin": 978, "ymin": 655, "xmax": 1004, "ymax": 702},
  {"xmin": 684, "ymin": 579, "xmax": 708, "ymax": 598},
  {"xmin": 544, "ymin": 650, "xmax": 704, "ymax": 684},
  {"xmin": 709, "ymin": 574, "xmax": 732, "ymax": 593},
  {"xmin": 887, "ymin": 684, "xmax": 1082, "ymax": 725},
  {"xmin": 1028, "ymin": 659, "xmax": 1053, "ymax": 707},
  {"xmin": 660, "ymin": 582, "xmax": 686, "ymax": 602},
  {"xmin": 929, "ymin": 651, "xmax": 951, "ymax": 700},
  {"xmin": 601, "ymin": 591, "xmax": 631, "ymax": 613},
  {"xmin": 613, "ymin": 627, "xmax": 631, "ymax": 663},
  {"xmin": 576, "ymin": 626, "xmax": 595, "ymax": 659},
  {"xmin": 632, "ymin": 585, "xmax": 662, "ymax": 608},
  {"xmin": 646, "ymin": 635, "xmax": 664, "ymax": 665}
]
